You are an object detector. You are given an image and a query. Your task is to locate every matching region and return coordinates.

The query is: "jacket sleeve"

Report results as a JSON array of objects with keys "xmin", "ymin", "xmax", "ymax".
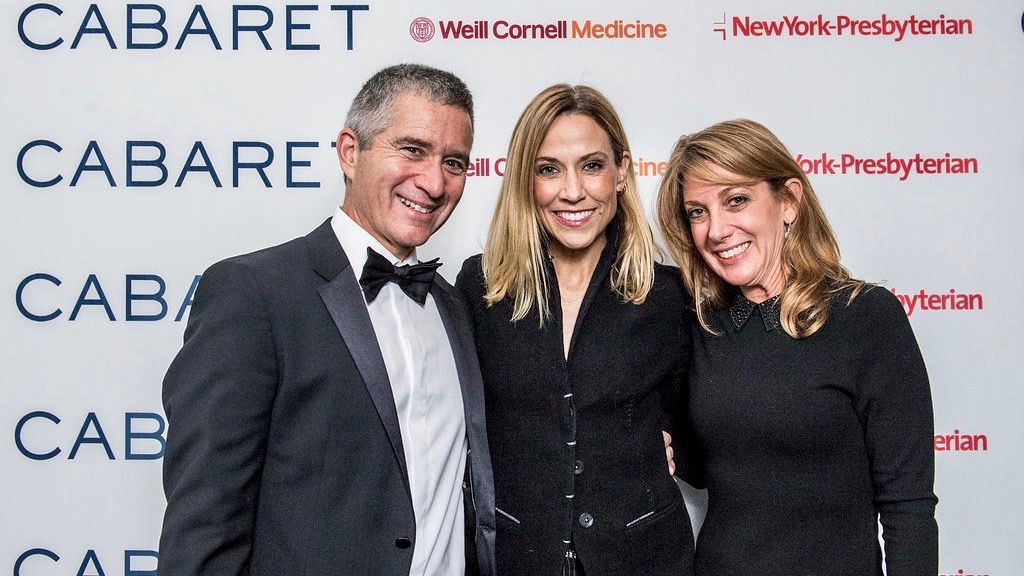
[
  {"xmin": 454, "ymin": 255, "xmax": 486, "ymax": 318},
  {"xmin": 158, "ymin": 259, "xmax": 280, "ymax": 576},
  {"xmin": 661, "ymin": 268, "xmax": 705, "ymax": 489},
  {"xmin": 852, "ymin": 288, "xmax": 938, "ymax": 576}
]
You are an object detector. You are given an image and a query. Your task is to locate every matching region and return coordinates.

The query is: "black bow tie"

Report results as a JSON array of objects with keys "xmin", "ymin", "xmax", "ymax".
[{"xmin": 359, "ymin": 247, "xmax": 441, "ymax": 305}]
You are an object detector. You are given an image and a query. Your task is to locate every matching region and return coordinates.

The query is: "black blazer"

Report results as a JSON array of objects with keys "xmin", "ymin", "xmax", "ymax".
[
  {"xmin": 159, "ymin": 219, "xmax": 496, "ymax": 576},
  {"xmin": 455, "ymin": 229, "xmax": 695, "ymax": 576}
]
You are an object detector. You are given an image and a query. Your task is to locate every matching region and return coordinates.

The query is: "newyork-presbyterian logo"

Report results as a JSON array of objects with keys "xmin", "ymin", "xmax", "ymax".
[
  {"xmin": 408, "ymin": 17, "xmax": 668, "ymax": 42},
  {"xmin": 410, "ymin": 17, "xmax": 434, "ymax": 42},
  {"xmin": 713, "ymin": 12, "xmax": 973, "ymax": 42},
  {"xmin": 934, "ymin": 429, "xmax": 988, "ymax": 452},
  {"xmin": 890, "ymin": 289, "xmax": 984, "ymax": 317},
  {"xmin": 796, "ymin": 152, "xmax": 979, "ymax": 180}
]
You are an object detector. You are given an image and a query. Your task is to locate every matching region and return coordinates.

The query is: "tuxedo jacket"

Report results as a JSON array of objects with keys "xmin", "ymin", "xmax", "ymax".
[{"xmin": 158, "ymin": 219, "xmax": 496, "ymax": 576}]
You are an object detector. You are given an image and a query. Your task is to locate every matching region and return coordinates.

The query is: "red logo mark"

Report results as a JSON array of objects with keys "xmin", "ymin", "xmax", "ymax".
[
  {"xmin": 410, "ymin": 17, "xmax": 435, "ymax": 42},
  {"xmin": 713, "ymin": 13, "xmax": 727, "ymax": 40}
]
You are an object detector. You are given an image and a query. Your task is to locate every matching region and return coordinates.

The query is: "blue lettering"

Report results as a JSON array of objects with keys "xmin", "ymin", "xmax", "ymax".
[
  {"xmin": 286, "ymin": 141, "xmax": 320, "ymax": 188},
  {"xmin": 70, "ymin": 141, "xmax": 116, "ymax": 187},
  {"xmin": 18, "ymin": 140, "xmax": 63, "ymax": 188},
  {"xmin": 286, "ymin": 5, "xmax": 319, "ymax": 50},
  {"xmin": 71, "ymin": 4, "xmax": 116, "ymax": 49},
  {"xmin": 175, "ymin": 141, "xmax": 222, "ymax": 187},
  {"xmin": 175, "ymin": 5, "xmax": 221, "ymax": 50},
  {"xmin": 233, "ymin": 141, "xmax": 274, "ymax": 187},
  {"xmin": 126, "ymin": 4, "xmax": 168, "ymax": 49},
  {"xmin": 70, "ymin": 274, "xmax": 115, "ymax": 321},
  {"xmin": 176, "ymin": 275, "xmax": 201, "ymax": 321},
  {"xmin": 69, "ymin": 412, "xmax": 115, "ymax": 460},
  {"xmin": 18, "ymin": 3, "xmax": 63, "ymax": 50},
  {"xmin": 330, "ymin": 5, "xmax": 370, "ymax": 50},
  {"xmin": 124, "ymin": 550, "xmax": 159, "ymax": 576},
  {"xmin": 125, "ymin": 274, "xmax": 168, "ymax": 321},
  {"xmin": 16, "ymin": 273, "xmax": 62, "ymax": 322},
  {"xmin": 234, "ymin": 5, "xmax": 274, "ymax": 50},
  {"xmin": 126, "ymin": 141, "xmax": 168, "ymax": 187},
  {"xmin": 15, "ymin": 548, "xmax": 60, "ymax": 575},
  {"xmin": 125, "ymin": 413, "xmax": 166, "ymax": 460},
  {"xmin": 15, "ymin": 411, "xmax": 61, "ymax": 460},
  {"xmin": 77, "ymin": 549, "xmax": 106, "ymax": 576}
]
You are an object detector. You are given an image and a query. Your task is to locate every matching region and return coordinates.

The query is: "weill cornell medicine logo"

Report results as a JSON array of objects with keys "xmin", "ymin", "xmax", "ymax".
[
  {"xmin": 410, "ymin": 16, "xmax": 435, "ymax": 42},
  {"xmin": 409, "ymin": 16, "xmax": 668, "ymax": 42},
  {"xmin": 713, "ymin": 12, "xmax": 973, "ymax": 42}
]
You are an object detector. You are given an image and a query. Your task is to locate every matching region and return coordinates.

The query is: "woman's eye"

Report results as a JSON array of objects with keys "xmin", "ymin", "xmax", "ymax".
[
  {"xmin": 582, "ymin": 161, "xmax": 604, "ymax": 172},
  {"xmin": 686, "ymin": 207, "xmax": 707, "ymax": 221},
  {"xmin": 536, "ymin": 165, "xmax": 558, "ymax": 176},
  {"xmin": 727, "ymin": 195, "xmax": 749, "ymax": 207}
]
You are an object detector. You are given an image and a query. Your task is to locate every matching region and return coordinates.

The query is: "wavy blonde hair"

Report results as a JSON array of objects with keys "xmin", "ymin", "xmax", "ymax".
[
  {"xmin": 657, "ymin": 119, "xmax": 866, "ymax": 338},
  {"xmin": 482, "ymin": 84, "xmax": 655, "ymax": 325}
]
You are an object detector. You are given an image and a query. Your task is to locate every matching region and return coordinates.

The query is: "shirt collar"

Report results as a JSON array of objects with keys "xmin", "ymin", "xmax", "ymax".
[
  {"xmin": 330, "ymin": 206, "xmax": 420, "ymax": 277},
  {"xmin": 729, "ymin": 291, "xmax": 782, "ymax": 332}
]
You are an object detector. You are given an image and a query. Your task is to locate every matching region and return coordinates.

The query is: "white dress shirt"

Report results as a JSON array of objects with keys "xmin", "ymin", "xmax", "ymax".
[{"xmin": 331, "ymin": 207, "xmax": 467, "ymax": 576}]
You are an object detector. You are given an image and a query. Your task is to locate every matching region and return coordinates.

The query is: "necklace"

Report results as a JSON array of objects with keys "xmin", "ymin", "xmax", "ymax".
[{"xmin": 561, "ymin": 292, "xmax": 585, "ymax": 304}]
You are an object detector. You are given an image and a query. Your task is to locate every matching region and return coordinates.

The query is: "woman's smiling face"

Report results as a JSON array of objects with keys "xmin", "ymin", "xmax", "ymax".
[
  {"xmin": 533, "ymin": 113, "xmax": 626, "ymax": 261},
  {"xmin": 682, "ymin": 165, "xmax": 800, "ymax": 302}
]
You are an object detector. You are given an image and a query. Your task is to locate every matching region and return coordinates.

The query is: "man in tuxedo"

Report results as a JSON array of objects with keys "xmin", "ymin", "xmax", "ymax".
[{"xmin": 158, "ymin": 64, "xmax": 495, "ymax": 576}]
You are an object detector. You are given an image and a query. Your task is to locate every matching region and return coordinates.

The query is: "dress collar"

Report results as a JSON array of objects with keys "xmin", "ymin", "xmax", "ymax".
[{"xmin": 729, "ymin": 291, "xmax": 782, "ymax": 332}]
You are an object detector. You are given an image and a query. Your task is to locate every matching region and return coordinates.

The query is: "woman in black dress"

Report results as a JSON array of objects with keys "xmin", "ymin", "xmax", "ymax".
[
  {"xmin": 657, "ymin": 119, "xmax": 938, "ymax": 575},
  {"xmin": 456, "ymin": 84, "xmax": 695, "ymax": 575}
]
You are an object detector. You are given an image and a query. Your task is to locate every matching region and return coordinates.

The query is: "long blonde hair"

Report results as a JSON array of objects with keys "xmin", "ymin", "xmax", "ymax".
[
  {"xmin": 482, "ymin": 84, "xmax": 655, "ymax": 325},
  {"xmin": 657, "ymin": 119, "xmax": 866, "ymax": 338}
]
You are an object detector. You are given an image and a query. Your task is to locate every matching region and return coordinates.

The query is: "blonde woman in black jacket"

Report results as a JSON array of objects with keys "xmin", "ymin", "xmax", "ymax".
[{"xmin": 456, "ymin": 84, "xmax": 696, "ymax": 576}]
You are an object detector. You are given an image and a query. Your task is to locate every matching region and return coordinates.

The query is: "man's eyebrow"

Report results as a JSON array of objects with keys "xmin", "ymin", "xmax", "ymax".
[
  {"xmin": 393, "ymin": 136, "xmax": 470, "ymax": 165},
  {"xmin": 392, "ymin": 136, "xmax": 433, "ymax": 151}
]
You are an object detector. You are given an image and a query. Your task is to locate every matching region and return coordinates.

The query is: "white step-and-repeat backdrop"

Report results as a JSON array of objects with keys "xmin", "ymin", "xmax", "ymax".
[{"xmin": 4, "ymin": 1, "xmax": 1021, "ymax": 574}]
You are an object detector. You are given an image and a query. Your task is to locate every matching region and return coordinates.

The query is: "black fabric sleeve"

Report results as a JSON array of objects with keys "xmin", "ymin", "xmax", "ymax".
[
  {"xmin": 158, "ymin": 259, "xmax": 280, "ymax": 576},
  {"xmin": 850, "ymin": 288, "xmax": 938, "ymax": 576}
]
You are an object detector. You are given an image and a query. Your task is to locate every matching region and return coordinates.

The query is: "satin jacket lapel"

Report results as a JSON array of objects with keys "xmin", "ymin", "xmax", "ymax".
[
  {"xmin": 431, "ymin": 281, "xmax": 497, "ymax": 573},
  {"xmin": 307, "ymin": 220, "xmax": 410, "ymax": 487}
]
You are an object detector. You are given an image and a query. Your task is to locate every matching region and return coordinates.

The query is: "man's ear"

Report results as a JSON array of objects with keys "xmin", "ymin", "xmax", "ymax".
[{"xmin": 336, "ymin": 128, "xmax": 360, "ymax": 183}]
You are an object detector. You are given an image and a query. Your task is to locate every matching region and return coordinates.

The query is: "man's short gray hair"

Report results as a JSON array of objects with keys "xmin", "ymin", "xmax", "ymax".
[{"xmin": 345, "ymin": 63, "xmax": 474, "ymax": 149}]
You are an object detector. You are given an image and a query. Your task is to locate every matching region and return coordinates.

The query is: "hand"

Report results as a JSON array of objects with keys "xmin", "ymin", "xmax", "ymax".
[{"xmin": 663, "ymin": 431, "xmax": 675, "ymax": 476}]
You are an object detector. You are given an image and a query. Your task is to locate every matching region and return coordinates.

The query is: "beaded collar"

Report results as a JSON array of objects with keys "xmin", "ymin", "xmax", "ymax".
[{"xmin": 728, "ymin": 292, "xmax": 782, "ymax": 332}]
